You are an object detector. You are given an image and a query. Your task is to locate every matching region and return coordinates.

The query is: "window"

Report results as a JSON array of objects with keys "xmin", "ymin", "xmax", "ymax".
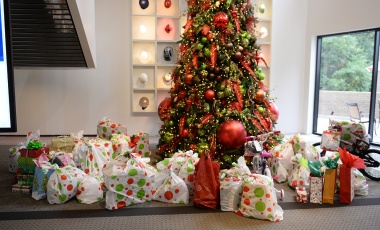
[{"xmin": 313, "ymin": 29, "xmax": 380, "ymax": 144}]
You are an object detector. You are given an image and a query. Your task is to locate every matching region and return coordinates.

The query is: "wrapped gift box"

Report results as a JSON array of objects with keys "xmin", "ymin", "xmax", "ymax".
[
  {"xmin": 50, "ymin": 136, "xmax": 75, "ymax": 153},
  {"xmin": 19, "ymin": 147, "xmax": 49, "ymax": 158},
  {"xmin": 17, "ymin": 156, "xmax": 37, "ymax": 174},
  {"xmin": 12, "ymin": 184, "xmax": 32, "ymax": 194},
  {"xmin": 97, "ymin": 117, "xmax": 127, "ymax": 140},
  {"xmin": 296, "ymin": 187, "xmax": 308, "ymax": 203},
  {"xmin": 17, "ymin": 174, "xmax": 34, "ymax": 186}
]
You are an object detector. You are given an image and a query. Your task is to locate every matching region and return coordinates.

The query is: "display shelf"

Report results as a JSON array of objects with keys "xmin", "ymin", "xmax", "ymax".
[
  {"xmin": 132, "ymin": 90, "xmax": 156, "ymax": 113},
  {"xmin": 132, "ymin": 16, "xmax": 156, "ymax": 40},
  {"xmin": 133, "ymin": 66, "xmax": 155, "ymax": 89},
  {"xmin": 131, "ymin": 0, "xmax": 184, "ymax": 114}
]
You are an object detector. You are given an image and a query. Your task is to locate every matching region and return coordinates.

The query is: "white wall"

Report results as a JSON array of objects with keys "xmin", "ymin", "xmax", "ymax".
[
  {"xmin": 6, "ymin": 0, "xmax": 161, "ymax": 136},
  {"xmin": 3, "ymin": 0, "xmax": 380, "ymax": 136},
  {"xmin": 271, "ymin": 0, "xmax": 380, "ymax": 134}
]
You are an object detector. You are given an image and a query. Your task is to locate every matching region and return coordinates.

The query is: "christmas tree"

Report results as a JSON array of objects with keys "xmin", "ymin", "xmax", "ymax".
[{"xmin": 157, "ymin": 0, "xmax": 281, "ymax": 168}]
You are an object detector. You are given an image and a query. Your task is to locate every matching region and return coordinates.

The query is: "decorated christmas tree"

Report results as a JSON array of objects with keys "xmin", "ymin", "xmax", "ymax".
[{"xmin": 157, "ymin": 0, "xmax": 281, "ymax": 168}]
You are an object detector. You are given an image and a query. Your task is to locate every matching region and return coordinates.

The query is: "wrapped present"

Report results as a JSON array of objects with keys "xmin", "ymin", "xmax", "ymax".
[
  {"xmin": 152, "ymin": 168, "xmax": 189, "ymax": 204},
  {"xmin": 110, "ymin": 134, "xmax": 132, "ymax": 157},
  {"xmin": 17, "ymin": 174, "xmax": 34, "ymax": 186},
  {"xmin": 50, "ymin": 136, "xmax": 75, "ymax": 153},
  {"xmin": 97, "ymin": 117, "xmax": 127, "ymax": 140},
  {"xmin": 103, "ymin": 154, "xmax": 155, "ymax": 210},
  {"xmin": 288, "ymin": 155, "xmax": 310, "ymax": 188},
  {"xmin": 12, "ymin": 184, "xmax": 32, "ymax": 194},
  {"xmin": 235, "ymin": 174, "xmax": 283, "ymax": 222},
  {"xmin": 19, "ymin": 147, "xmax": 49, "ymax": 158},
  {"xmin": 321, "ymin": 130, "xmax": 341, "ymax": 151},
  {"xmin": 309, "ymin": 176, "xmax": 323, "ymax": 204},
  {"xmin": 289, "ymin": 133, "xmax": 319, "ymax": 161},
  {"xmin": 269, "ymin": 142, "xmax": 295, "ymax": 183},
  {"xmin": 77, "ymin": 175, "xmax": 104, "ymax": 204},
  {"xmin": 220, "ymin": 176, "xmax": 243, "ymax": 211},
  {"xmin": 296, "ymin": 187, "xmax": 308, "ymax": 203},
  {"xmin": 47, "ymin": 166, "xmax": 86, "ymax": 204},
  {"xmin": 223, "ymin": 156, "xmax": 252, "ymax": 178},
  {"xmin": 70, "ymin": 130, "xmax": 88, "ymax": 168},
  {"xmin": 9, "ymin": 146, "xmax": 21, "ymax": 173},
  {"xmin": 17, "ymin": 156, "xmax": 37, "ymax": 174},
  {"xmin": 131, "ymin": 132, "xmax": 151, "ymax": 158},
  {"xmin": 353, "ymin": 169, "xmax": 368, "ymax": 196},
  {"xmin": 32, "ymin": 167, "xmax": 54, "ymax": 200},
  {"xmin": 80, "ymin": 137, "xmax": 114, "ymax": 180},
  {"xmin": 330, "ymin": 120, "xmax": 368, "ymax": 152}
]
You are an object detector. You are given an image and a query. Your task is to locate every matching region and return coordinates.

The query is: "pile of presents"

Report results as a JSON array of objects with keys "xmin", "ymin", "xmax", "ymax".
[
  {"xmin": 7, "ymin": 118, "xmax": 370, "ymax": 222},
  {"xmin": 268, "ymin": 132, "xmax": 368, "ymax": 204}
]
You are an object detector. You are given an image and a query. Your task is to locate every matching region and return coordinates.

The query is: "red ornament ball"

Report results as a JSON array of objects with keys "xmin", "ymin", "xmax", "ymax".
[
  {"xmin": 255, "ymin": 89, "xmax": 266, "ymax": 102},
  {"xmin": 217, "ymin": 120, "xmax": 247, "ymax": 149},
  {"xmin": 164, "ymin": 0, "xmax": 172, "ymax": 8},
  {"xmin": 204, "ymin": 89, "xmax": 215, "ymax": 101},
  {"xmin": 213, "ymin": 12, "xmax": 229, "ymax": 30},
  {"xmin": 184, "ymin": 73, "xmax": 193, "ymax": 85},
  {"xmin": 158, "ymin": 97, "xmax": 172, "ymax": 121},
  {"xmin": 264, "ymin": 100, "xmax": 279, "ymax": 122}
]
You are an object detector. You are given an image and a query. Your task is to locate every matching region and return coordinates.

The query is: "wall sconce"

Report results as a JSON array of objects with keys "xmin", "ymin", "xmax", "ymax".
[
  {"xmin": 140, "ymin": 24, "xmax": 147, "ymax": 33},
  {"xmin": 163, "ymin": 72, "xmax": 171, "ymax": 82},
  {"xmin": 140, "ymin": 50, "xmax": 149, "ymax": 63},
  {"xmin": 259, "ymin": 3, "xmax": 265, "ymax": 14},
  {"xmin": 139, "ymin": 97, "xmax": 150, "ymax": 110},
  {"xmin": 139, "ymin": 73, "xmax": 148, "ymax": 83},
  {"xmin": 259, "ymin": 26, "xmax": 268, "ymax": 38}
]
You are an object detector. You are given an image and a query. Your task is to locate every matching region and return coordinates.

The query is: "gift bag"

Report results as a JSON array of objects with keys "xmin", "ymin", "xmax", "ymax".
[
  {"xmin": 353, "ymin": 169, "xmax": 368, "ymax": 196},
  {"xmin": 32, "ymin": 167, "xmax": 55, "ymax": 200},
  {"xmin": 235, "ymin": 174, "xmax": 283, "ymax": 222},
  {"xmin": 339, "ymin": 165, "xmax": 355, "ymax": 204},
  {"xmin": 47, "ymin": 166, "xmax": 86, "ymax": 204},
  {"xmin": 220, "ymin": 176, "xmax": 243, "ymax": 211},
  {"xmin": 309, "ymin": 176, "xmax": 323, "ymax": 204},
  {"xmin": 338, "ymin": 148, "xmax": 365, "ymax": 204},
  {"xmin": 321, "ymin": 130, "xmax": 341, "ymax": 151},
  {"xmin": 193, "ymin": 152, "xmax": 220, "ymax": 209},
  {"xmin": 77, "ymin": 175, "xmax": 104, "ymax": 204},
  {"xmin": 322, "ymin": 168, "xmax": 337, "ymax": 204},
  {"xmin": 152, "ymin": 168, "xmax": 189, "ymax": 204}
]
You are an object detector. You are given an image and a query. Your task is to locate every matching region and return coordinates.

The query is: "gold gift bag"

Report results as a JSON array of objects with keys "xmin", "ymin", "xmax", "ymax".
[{"xmin": 322, "ymin": 168, "xmax": 337, "ymax": 204}]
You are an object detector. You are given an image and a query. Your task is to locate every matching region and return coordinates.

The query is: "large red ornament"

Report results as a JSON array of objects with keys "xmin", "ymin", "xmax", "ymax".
[
  {"xmin": 264, "ymin": 100, "xmax": 279, "ymax": 122},
  {"xmin": 213, "ymin": 12, "xmax": 229, "ymax": 30},
  {"xmin": 204, "ymin": 89, "xmax": 215, "ymax": 101},
  {"xmin": 158, "ymin": 97, "xmax": 172, "ymax": 121},
  {"xmin": 217, "ymin": 120, "xmax": 247, "ymax": 149}
]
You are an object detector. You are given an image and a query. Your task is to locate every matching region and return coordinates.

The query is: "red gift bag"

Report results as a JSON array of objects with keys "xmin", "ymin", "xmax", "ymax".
[
  {"xmin": 338, "ymin": 148, "xmax": 365, "ymax": 204},
  {"xmin": 193, "ymin": 151, "xmax": 220, "ymax": 209},
  {"xmin": 339, "ymin": 165, "xmax": 354, "ymax": 204}
]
